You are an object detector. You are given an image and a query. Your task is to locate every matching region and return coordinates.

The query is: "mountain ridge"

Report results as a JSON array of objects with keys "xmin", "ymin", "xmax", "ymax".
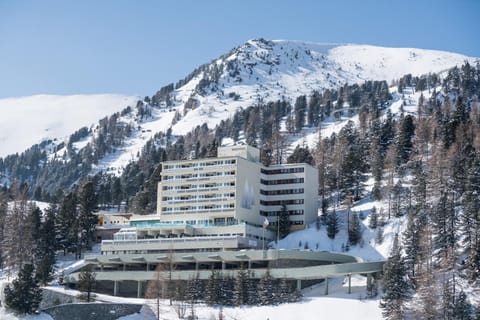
[{"xmin": 0, "ymin": 39, "xmax": 477, "ymax": 178}]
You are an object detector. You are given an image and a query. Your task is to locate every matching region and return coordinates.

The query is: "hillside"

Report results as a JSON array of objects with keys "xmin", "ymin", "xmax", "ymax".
[
  {"xmin": 0, "ymin": 39, "xmax": 479, "ymax": 319},
  {"xmin": 1, "ymin": 40, "xmax": 475, "ymax": 163},
  {"xmin": 0, "ymin": 94, "xmax": 139, "ymax": 157},
  {"xmin": 166, "ymin": 39, "xmax": 476, "ymax": 136}
]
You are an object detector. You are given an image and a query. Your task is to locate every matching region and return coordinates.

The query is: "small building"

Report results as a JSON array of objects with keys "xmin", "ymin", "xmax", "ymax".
[{"xmin": 95, "ymin": 211, "xmax": 132, "ymax": 242}]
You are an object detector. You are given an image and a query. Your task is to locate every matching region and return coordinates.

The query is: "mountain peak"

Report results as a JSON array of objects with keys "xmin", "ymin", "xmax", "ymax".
[{"xmin": 169, "ymin": 40, "xmax": 477, "ymax": 137}]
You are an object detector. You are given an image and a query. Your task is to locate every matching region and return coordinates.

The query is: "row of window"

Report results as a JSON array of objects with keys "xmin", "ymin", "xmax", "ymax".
[
  {"xmin": 161, "ymin": 203, "xmax": 235, "ymax": 212},
  {"xmin": 260, "ymin": 188, "xmax": 304, "ymax": 196},
  {"xmin": 260, "ymin": 178, "xmax": 304, "ymax": 185},
  {"xmin": 260, "ymin": 209, "xmax": 305, "ymax": 217},
  {"xmin": 162, "ymin": 193, "xmax": 235, "ymax": 202},
  {"xmin": 259, "ymin": 199, "xmax": 304, "ymax": 206},
  {"xmin": 163, "ymin": 170, "xmax": 235, "ymax": 181},
  {"xmin": 163, "ymin": 159, "xmax": 236, "ymax": 170},
  {"xmin": 162, "ymin": 181, "xmax": 235, "ymax": 191},
  {"xmin": 261, "ymin": 167, "xmax": 304, "ymax": 175}
]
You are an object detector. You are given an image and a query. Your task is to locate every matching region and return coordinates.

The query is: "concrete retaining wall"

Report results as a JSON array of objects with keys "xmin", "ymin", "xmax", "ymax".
[{"xmin": 43, "ymin": 303, "xmax": 143, "ymax": 320}]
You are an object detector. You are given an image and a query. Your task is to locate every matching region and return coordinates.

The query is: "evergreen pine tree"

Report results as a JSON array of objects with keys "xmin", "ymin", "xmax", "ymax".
[
  {"xmin": 36, "ymin": 204, "xmax": 57, "ymax": 285},
  {"xmin": 56, "ymin": 192, "xmax": 78, "ymax": 256},
  {"xmin": 368, "ymin": 207, "xmax": 378, "ymax": 229},
  {"xmin": 395, "ymin": 114, "xmax": 415, "ymax": 166},
  {"xmin": 326, "ymin": 209, "xmax": 339, "ymax": 239},
  {"xmin": 205, "ymin": 270, "xmax": 219, "ymax": 305},
  {"xmin": 277, "ymin": 277, "xmax": 290, "ymax": 304},
  {"xmin": 380, "ymin": 234, "xmax": 410, "ymax": 320},
  {"xmin": 453, "ymin": 290, "xmax": 474, "ymax": 320},
  {"xmin": 246, "ymin": 271, "xmax": 259, "ymax": 305},
  {"xmin": 0, "ymin": 196, "xmax": 6, "ymax": 269},
  {"xmin": 348, "ymin": 212, "xmax": 361, "ymax": 245},
  {"xmin": 258, "ymin": 269, "xmax": 277, "ymax": 305},
  {"xmin": 4, "ymin": 263, "xmax": 42, "ymax": 314},
  {"xmin": 77, "ymin": 179, "xmax": 98, "ymax": 256},
  {"xmin": 234, "ymin": 267, "xmax": 249, "ymax": 306},
  {"xmin": 294, "ymin": 95, "xmax": 307, "ymax": 133},
  {"xmin": 402, "ymin": 212, "xmax": 421, "ymax": 280},
  {"xmin": 216, "ymin": 274, "xmax": 233, "ymax": 306},
  {"xmin": 375, "ymin": 227, "xmax": 384, "ymax": 245}
]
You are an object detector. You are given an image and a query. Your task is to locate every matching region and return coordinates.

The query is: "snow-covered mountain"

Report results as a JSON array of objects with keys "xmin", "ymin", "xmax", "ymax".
[
  {"xmin": 0, "ymin": 94, "xmax": 139, "ymax": 157},
  {"xmin": 168, "ymin": 39, "xmax": 476, "ymax": 136},
  {"xmin": 0, "ymin": 39, "xmax": 477, "ymax": 173}
]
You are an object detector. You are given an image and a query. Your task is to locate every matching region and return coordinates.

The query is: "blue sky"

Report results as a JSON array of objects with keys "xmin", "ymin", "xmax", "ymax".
[{"xmin": 0, "ymin": 0, "xmax": 479, "ymax": 99}]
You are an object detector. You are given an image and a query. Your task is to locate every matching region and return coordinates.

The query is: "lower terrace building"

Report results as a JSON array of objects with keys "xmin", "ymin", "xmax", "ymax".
[{"xmin": 101, "ymin": 144, "xmax": 318, "ymax": 255}]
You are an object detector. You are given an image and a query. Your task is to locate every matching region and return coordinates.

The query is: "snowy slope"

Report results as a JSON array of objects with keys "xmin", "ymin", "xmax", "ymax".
[
  {"xmin": 1, "ymin": 40, "xmax": 477, "ymax": 179},
  {"xmin": 168, "ymin": 39, "xmax": 477, "ymax": 136},
  {"xmin": 83, "ymin": 40, "xmax": 475, "ymax": 175},
  {"xmin": 0, "ymin": 94, "xmax": 139, "ymax": 157}
]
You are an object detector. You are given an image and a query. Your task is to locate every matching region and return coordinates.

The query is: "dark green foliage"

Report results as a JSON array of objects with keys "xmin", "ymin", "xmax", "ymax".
[
  {"xmin": 368, "ymin": 207, "xmax": 378, "ymax": 229},
  {"xmin": 431, "ymin": 191, "xmax": 456, "ymax": 263},
  {"xmin": 348, "ymin": 212, "xmax": 361, "ymax": 245},
  {"xmin": 246, "ymin": 271, "xmax": 259, "ymax": 305},
  {"xmin": 337, "ymin": 121, "xmax": 368, "ymax": 200},
  {"xmin": 0, "ymin": 196, "xmax": 6, "ymax": 268},
  {"xmin": 4, "ymin": 263, "xmax": 42, "ymax": 314},
  {"xmin": 286, "ymin": 145, "xmax": 314, "ymax": 165},
  {"xmin": 380, "ymin": 234, "xmax": 410, "ymax": 319},
  {"xmin": 185, "ymin": 274, "xmax": 202, "ymax": 305},
  {"xmin": 440, "ymin": 277, "xmax": 474, "ymax": 320},
  {"xmin": 326, "ymin": 209, "xmax": 339, "ymax": 239},
  {"xmin": 395, "ymin": 114, "xmax": 415, "ymax": 166},
  {"xmin": 402, "ymin": 211, "xmax": 422, "ymax": 280},
  {"xmin": 234, "ymin": 268, "xmax": 249, "ymax": 306},
  {"xmin": 453, "ymin": 291, "xmax": 474, "ymax": 320},
  {"xmin": 258, "ymin": 269, "xmax": 277, "ymax": 305},
  {"xmin": 205, "ymin": 270, "xmax": 220, "ymax": 306},
  {"xmin": 36, "ymin": 204, "xmax": 57, "ymax": 285},
  {"xmin": 391, "ymin": 181, "xmax": 406, "ymax": 218},
  {"xmin": 218, "ymin": 275, "xmax": 235, "ymax": 306},
  {"xmin": 56, "ymin": 192, "xmax": 78, "ymax": 255},
  {"xmin": 294, "ymin": 95, "xmax": 307, "ymax": 132},
  {"xmin": 77, "ymin": 179, "xmax": 98, "ymax": 256}
]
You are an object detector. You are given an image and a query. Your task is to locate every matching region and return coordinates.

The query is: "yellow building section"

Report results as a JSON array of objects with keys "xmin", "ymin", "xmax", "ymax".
[{"xmin": 289, "ymin": 224, "xmax": 305, "ymax": 232}]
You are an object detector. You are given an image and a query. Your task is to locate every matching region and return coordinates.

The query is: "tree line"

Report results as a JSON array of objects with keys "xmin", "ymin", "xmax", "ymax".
[{"xmin": 0, "ymin": 178, "xmax": 98, "ymax": 314}]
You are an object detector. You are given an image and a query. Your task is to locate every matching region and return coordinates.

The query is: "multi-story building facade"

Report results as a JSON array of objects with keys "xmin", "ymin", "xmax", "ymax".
[
  {"xmin": 156, "ymin": 144, "xmax": 318, "ymax": 229},
  {"xmin": 101, "ymin": 144, "xmax": 318, "ymax": 254}
]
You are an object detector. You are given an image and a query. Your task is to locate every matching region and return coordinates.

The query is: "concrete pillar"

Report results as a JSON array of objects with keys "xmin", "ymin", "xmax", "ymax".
[
  {"xmin": 123, "ymin": 263, "xmax": 126, "ymax": 271},
  {"xmin": 247, "ymin": 260, "xmax": 252, "ymax": 270},
  {"xmin": 195, "ymin": 262, "xmax": 199, "ymax": 272},
  {"xmin": 324, "ymin": 277, "xmax": 329, "ymax": 295},
  {"xmin": 100, "ymin": 264, "xmax": 104, "ymax": 271},
  {"xmin": 367, "ymin": 274, "xmax": 372, "ymax": 290},
  {"xmin": 114, "ymin": 281, "xmax": 119, "ymax": 296},
  {"xmin": 348, "ymin": 274, "xmax": 351, "ymax": 294},
  {"xmin": 137, "ymin": 281, "xmax": 143, "ymax": 298},
  {"xmin": 296, "ymin": 279, "xmax": 302, "ymax": 291},
  {"xmin": 222, "ymin": 261, "xmax": 226, "ymax": 271},
  {"xmin": 146, "ymin": 263, "xmax": 150, "ymax": 271}
]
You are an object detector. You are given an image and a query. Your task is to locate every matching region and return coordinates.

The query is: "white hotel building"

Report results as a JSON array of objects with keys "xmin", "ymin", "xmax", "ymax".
[{"xmin": 101, "ymin": 145, "xmax": 318, "ymax": 254}]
